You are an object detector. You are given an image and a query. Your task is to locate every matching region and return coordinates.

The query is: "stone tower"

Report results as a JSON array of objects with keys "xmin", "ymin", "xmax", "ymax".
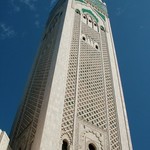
[{"xmin": 10, "ymin": 0, "xmax": 132, "ymax": 150}]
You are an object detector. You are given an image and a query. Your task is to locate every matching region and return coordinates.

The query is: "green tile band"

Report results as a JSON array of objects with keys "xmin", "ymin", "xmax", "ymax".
[
  {"xmin": 87, "ymin": 0, "xmax": 107, "ymax": 13},
  {"xmin": 75, "ymin": 0, "xmax": 86, "ymax": 4},
  {"xmin": 82, "ymin": 8, "xmax": 98, "ymax": 23},
  {"xmin": 75, "ymin": 0, "xmax": 107, "ymax": 14},
  {"xmin": 95, "ymin": 9, "xmax": 105, "ymax": 21}
]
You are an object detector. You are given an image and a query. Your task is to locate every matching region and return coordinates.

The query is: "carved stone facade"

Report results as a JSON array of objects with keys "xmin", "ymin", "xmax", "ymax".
[
  {"xmin": 10, "ymin": 0, "xmax": 132, "ymax": 150},
  {"xmin": 0, "ymin": 129, "xmax": 11, "ymax": 150}
]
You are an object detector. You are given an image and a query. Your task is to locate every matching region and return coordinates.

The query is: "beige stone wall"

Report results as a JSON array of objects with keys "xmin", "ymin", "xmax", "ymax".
[
  {"xmin": 31, "ymin": 0, "xmax": 75, "ymax": 149},
  {"xmin": 0, "ymin": 129, "xmax": 11, "ymax": 150},
  {"xmin": 105, "ymin": 18, "xmax": 133, "ymax": 150},
  {"xmin": 9, "ymin": 0, "xmax": 132, "ymax": 149},
  {"xmin": 60, "ymin": 0, "xmax": 132, "ymax": 150}
]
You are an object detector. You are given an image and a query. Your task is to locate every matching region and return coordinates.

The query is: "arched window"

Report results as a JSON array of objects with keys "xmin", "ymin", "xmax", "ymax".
[
  {"xmin": 94, "ymin": 22, "xmax": 97, "ymax": 26},
  {"xmin": 82, "ymin": 37, "xmax": 86, "ymax": 41},
  {"xmin": 94, "ymin": 42, "xmax": 99, "ymax": 50},
  {"xmin": 62, "ymin": 140, "xmax": 68, "ymax": 150},
  {"xmin": 83, "ymin": 15, "xmax": 86, "ymax": 19},
  {"xmin": 82, "ymin": 14, "xmax": 87, "ymax": 24},
  {"xmin": 75, "ymin": 9, "xmax": 81, "ymax": 15},
  {"xmin": 95, "ymin": 45, "xmax": 99, "ymax": 49},
  {"xmin": 88, "ymin": 16, "xmax": 93, "ymax": 28},
  {"xmin": 93, "ymin": 22, "xmax": 98, "ymax": 32},
  {"xmin": 100, "ymin": 25, "xmax": 105, "ymax": 31},
  {"xmin": 82, "ymin": 34, "xmax": 86, "ymax": 41},
  {"xmin": 89, "ymin": 19, "xmax": 92, "ymax": 23},
  {"xmin": 88, "ymin": 143, "xmax": 96, "ymax": 150}
]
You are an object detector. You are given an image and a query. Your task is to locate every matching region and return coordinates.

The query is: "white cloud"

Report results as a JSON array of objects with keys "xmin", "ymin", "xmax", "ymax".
[
  {"xmin": 115, "ymin": 3, "xmax": 132, "ymax": 16},
  {"xmin": 19, "ymin": 0, "xmax": 37, "ymax": 10},
  {"xmin": 20, "ymin": 0, "xmax": 36, "ymax": 10},
  {"xmin": 11, "ymin": 0, "xmax": 21, "ymax": 12},
  {"xmin": 35, "ymin": 14, "xmax": 39, "ymax": 18},
  {"xmin": 10, "ymin": 0, "xmax": 58, "ymax": 30},
  {"xmin": 34, "ymin": 13, "xmax": 40, "ymax": 28},
  {"xmin": 0, "ymin": 23, "xmax": 16, "ymax": 39},
  {"xmin": 35, "ymin": 20, "xmax": 40, "ymax": 28},
  {"xmin": 139, "ymin": 25, "xmax": 144, "ymax": 30},
  {"xmin": 11, "ymin": 0, "xmax": 38, "ymax": 11},
  {"xmin": 116, "ymin": 8, "xmax": 125, "ymax": 16}
]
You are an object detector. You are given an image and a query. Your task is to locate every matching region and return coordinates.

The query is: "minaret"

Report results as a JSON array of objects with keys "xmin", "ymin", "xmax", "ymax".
[{"xmin": 10, "ymin": 0, "xmax": 132, "ymax": 150}]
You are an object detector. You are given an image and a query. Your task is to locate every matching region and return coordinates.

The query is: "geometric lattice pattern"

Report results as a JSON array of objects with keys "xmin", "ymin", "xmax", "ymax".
[
  {"xmin": 77, "ymin": 23, "xmax": 107, "ymax": 130},
  {"xmin": 10, "ymin": 0, "xmax": 127, "ymax": 148},
  {"xmin": 61, "ymin": 10, "xmax": 121, "ymax": 149},
  {"xmin": 61, "ymin": 12, "xmax": 81, "ymax": 142},
  {"xmin": 101, "ymin": 31, "xmax": 121, "ymax": 150},
  {"xmin": 11, "ymin": 10, "xmax": 63, "ymax": 149}
]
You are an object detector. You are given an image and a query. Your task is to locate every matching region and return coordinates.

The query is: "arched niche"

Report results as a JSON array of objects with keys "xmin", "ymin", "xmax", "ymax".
[
  {"xmin": 75, "ymin": 9, "xmax": 81, "ymax": 15},
  {"xmin": 62, "ymin": 139, "xmax": 69, "ymax": 150},
  {"xmin": 88, "ymin": 143, "xmax": 97, "ymax": 150}
]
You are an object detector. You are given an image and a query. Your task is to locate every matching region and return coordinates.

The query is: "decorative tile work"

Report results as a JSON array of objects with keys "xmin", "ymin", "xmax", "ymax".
[
  {"xmin": 101, "ymin": 30, "xmax": 121, "ymax": 150},
  {"xmin": 87, "ymin": 0, "xmax": 107, "ymax": 13},
  {"xmin": 77, "ymin": 23, "xmax": 107, "ymax": 130},
  {"xmin": 95, "ymin": 9, "xmax": 106, "ymax": 21},
  {"xmin": 61, "ymin": 9, "xmax": 121, "ymax": 149},
  {"xmin": 11, "ymin": 9, "xmax": 64, "ymax": 149},
  {"xmin": 75, "ymin": 0, "xmax": 107, "ymax": 15},
  {"xmin": 61, "ymin": 11, "xmax": 81, "ymax": 143},
  {"xmin": 82, "ymin": 8, "xmax": 99, "ymax": 23}
]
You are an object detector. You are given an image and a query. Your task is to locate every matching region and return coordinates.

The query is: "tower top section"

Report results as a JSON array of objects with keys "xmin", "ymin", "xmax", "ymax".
[{"xmin": 75, "ymin": 0, "xmax": 107, "ymax": 15}]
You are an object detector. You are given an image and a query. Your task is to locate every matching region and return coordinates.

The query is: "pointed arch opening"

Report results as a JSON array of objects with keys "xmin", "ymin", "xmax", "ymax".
[
  {"xmin": 88, "ymin": 143, "xmax": 96, "ymax": 150},
  {"xmin": 62, "ymin": 139, "xmax": 68, "ymax": 150},
  {"xmin": 82, "ymin": 14, "xmax": 87, "ymax": 24},
  {"xmin": 87, "ymin": 16, "xmax": 93, "ymax": 28},
  {"xmin": 75, "ymin": 9, "xmax": 81, "ymax": 15}
]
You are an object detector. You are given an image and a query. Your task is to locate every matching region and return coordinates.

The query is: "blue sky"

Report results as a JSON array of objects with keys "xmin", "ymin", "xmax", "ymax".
[{"xmin": 0, "ymin": 0, "xmax": 150, "ymax": 149}]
